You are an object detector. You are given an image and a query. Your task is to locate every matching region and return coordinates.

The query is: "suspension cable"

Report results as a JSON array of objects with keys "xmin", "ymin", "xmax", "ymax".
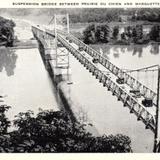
[{"xmin": 122, "ymin": 64, "xmax": 159, "ymax": 73}]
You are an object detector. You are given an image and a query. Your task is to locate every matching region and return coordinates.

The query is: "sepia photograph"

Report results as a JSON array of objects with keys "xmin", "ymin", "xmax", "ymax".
[{"xmin": 0, "ymin": 8, "xmax": 160, "ymax": 155}]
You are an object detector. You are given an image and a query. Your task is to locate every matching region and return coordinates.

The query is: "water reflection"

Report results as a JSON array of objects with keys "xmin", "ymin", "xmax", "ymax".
[
  {"xmin": 91, "ymin": 43, "xmax": 160, "ymax": 60},
  {"xmin": 133, "ymin": 45, "xmax": 143, "ymax": 58},
  {"xmin": 102, "ymin": 44, "xmax": 160, "ymax": 58},
  {"xmin": 113, "ymin": 46, "xmax": 119, "ymax": 58},
  {"xmin": 0, "ymin": 47, "xmax": 17, "ymax": 76},
  {"xmin": 120, "ymin": 46, "xmax": 126, "ymax": 53},
  {"xmin": 126, "ymin": 45, "xmax": 134, "ymax": 52},
  {"xmin": 150, "ymin": 44, "xmax": 159, "ymax": 55}
]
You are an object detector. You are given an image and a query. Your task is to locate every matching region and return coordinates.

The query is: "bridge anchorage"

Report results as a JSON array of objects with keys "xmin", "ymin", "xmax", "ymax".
[{"xmin": 32, "ymin": 14, "xmax": 160, "ymax": 152}]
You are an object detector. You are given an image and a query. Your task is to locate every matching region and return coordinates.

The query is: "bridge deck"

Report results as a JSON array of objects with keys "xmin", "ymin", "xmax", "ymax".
[
  {"xmin": 66, "ymin": 37, "xmax": 156, "ymax": 117},
  {"xmin": 32, "ymin": 26, "xmax": 157, "ymax": 132},
  {"xmin": 58, "ymin": 34, "xmax": 156, "ymax": 131},
  {"xmin": 62, "ymin": 31, "xmax": 156, "ymax": 98}
]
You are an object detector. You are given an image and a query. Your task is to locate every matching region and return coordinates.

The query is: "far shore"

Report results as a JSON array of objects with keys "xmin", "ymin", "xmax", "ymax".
[{"xmin": 71, "ymin": 31, "xmax": 160, "ymax": 46}]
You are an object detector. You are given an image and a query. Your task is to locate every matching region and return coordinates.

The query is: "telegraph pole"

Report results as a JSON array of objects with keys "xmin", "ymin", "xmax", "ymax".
[{"xmin": 153, "ymin": 65, "xmax": 160, "ymax": 152}]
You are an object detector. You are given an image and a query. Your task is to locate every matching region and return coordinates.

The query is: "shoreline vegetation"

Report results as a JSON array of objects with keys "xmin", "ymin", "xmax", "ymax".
[
  {"xmin": 0, "ymin": 8, "xmax": 160, "ymax": 152},
  {"xmin": 0, "ymin": 105, "xmax": 132, "ymax": 153},
  {"xmin": 1, "ymin": 8, "xmax": 160, "ymax": 47},
  {"xmin": 73, "ymin": 23, "xmax": 160, "ymax": 46},
  {"xmin": 0, "ymin": 16, "xmax": 15, "ymax": 47},
  {"xmin": 0, "ymin": 15, "xmax": 38, "ymax": 49}
]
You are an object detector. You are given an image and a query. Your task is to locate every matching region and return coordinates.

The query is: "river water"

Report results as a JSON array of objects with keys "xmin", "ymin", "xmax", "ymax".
[
  {"xmin": 91, "ymin": 44, "xmax": 160, "ymax": 92},
  {"xmin": 0, "ymin": 19, "xmax": 60, "ymax": 121},
  {"xmin": 69, "ymin": 25, "xmax": 159, "ymax": 153},
  {"xmin": 69, "ymin": 47, "xmax": 155, "ymax": 153},
  {"xmin": 76, "ymin": 43, "xmax": 160, "ymax": 152},
  {"xmin": 67, "ymin": 36, "xmax": 160, "ymax": 153},
  {"xmin": 71, "ymin": 43, "xmax": 160, "ymax": 152},
  {"xmin": 0, "ymin": 18, "xmax": 159, "ymax": 152}
]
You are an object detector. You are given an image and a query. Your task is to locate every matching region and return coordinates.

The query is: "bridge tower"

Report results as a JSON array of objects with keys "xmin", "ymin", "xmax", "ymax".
[{"xmin": 48, "ymin": 14, "xmax": 70, "ymax": 82}]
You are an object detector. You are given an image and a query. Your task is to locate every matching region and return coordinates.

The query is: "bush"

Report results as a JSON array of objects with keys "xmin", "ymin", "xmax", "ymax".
[
  {"xmin": 0, "ymin": 16, "xmax": 15, "ymax": 47},
  {"xmin": 150, "ymin": 25, "xmax": 160, "ymax": 42},
  {"xmin": 95, "ymin": 24, "xmax": 110, "ymax": 43},
  {"xmin": 0, "ymin": 105, "xmax": 132, "ymax": 153},
  {"xmin": 83, "ymin": 24, "xmax": 110, "ymax": 44},
  {"xmin": 0, "ymin": 105, "xmax": 11, "ymax": 135},
  {"xmin": 83, "ymin": 24, "xmax": 96, "ymax": 44},
  {"xmin": 112, "ymin": 26, "xmax": 119, "ymax": 40}
]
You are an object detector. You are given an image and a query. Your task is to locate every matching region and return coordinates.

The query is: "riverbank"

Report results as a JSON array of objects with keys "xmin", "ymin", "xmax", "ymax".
[
  {"xmin": 71, "ymin": 29, "xmax": 160, "ymax": 46},
  {"xmin": 70, "ymin": 21, "xmax": 160, "ymax": 46}
]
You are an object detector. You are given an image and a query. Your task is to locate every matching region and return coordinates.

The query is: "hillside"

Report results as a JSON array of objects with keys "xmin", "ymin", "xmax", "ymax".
[{"xmin": 0, "ymin": 8, "xmax": 160, "ymax": 25}]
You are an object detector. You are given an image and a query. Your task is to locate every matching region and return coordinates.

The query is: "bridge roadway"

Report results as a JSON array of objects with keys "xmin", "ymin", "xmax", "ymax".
[
  {"xmin": 32, "ymin": 25, "xmax": 158, "ymax": 106},
  {"xmin": 63, "ymin": 35, "xmax": 156, "ymax": 115},
  {"xmin": 58, "ymin": 33, "xmax": 156, "ymax": 130},
  {"xmin": 57, "ymin": 29, "xmax": 157, "ymax": 104},
  {"xmin": 32, "ymin": 26, "xmax": 157, "ymax": 133}
]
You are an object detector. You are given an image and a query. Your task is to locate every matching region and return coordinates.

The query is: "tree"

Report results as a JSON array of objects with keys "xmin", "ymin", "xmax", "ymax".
[
  {"xmin": 150, "ymin": 25, "xmax": 160, "ymax": 42},
  {"xmin": 0, "ymin": 16, "xmax": 15, "ymax": 47},
  {"xmin": 132, "ymin": 9, "xmax": 160, "ymax": 22},
  {"xmin": 112, "ymin": 26, "xmax": 119, "ymax": 40},
  {"xmin": 95, "ymin": 24, "xmax": 110, "ymax": 43},
  {"xmin": 83, "ymin": 24, "xmax": 111, "ymax": 44},
  {"xmin": 83, "ymin": 24, "xmax": 96, "ymax": 44},
  {"xmin": 132, "ymin": 25, "xmax": 143, "ymax": 43},
  {"xmin": 125, "ymin": 26, "xmax": 133, "ymax": 39},
  {"xmin": 0, "ymin": 105, "xmax": 12, "ymax": 152},
  {"xmin": 0, "ymin": 105, "xmax": 11, "ymax": 135},
  {"xmin": 0, "ymin": 105, "xmax": 132, "ymax": 153},
  {"xmin": 121, "ymin": 33, "xmax": 126, "ymax": 41}
]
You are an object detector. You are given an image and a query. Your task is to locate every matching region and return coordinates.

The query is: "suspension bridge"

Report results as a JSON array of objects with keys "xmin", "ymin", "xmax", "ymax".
[{"xmin": 31, "ymin": 14, "xmax": 160, "ymax": 152}]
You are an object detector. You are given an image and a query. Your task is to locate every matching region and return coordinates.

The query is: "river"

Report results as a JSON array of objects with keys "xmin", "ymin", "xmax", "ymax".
[
  {"xmin": 0, "ymin": 18, "xmax": 159, "ymax": 152},
  {"xmin": 90, "ymin": 44, "xmax": 160, "ymax": 92},
  {"xmin": 0, "ymin": 19, "xmax": 60, "ymax": 121},
  {"xmin": 69, "ymin": 26, "xmax": 160, "ymax": 153},
  {"xmin": 69, "ymin": 44, "xmax": 156, "ymax": 153}
]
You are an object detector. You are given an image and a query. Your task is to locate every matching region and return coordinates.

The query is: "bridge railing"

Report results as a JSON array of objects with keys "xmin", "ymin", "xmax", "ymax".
[
  {"xmin": 32, "ymin": 26, "xmax": 56, "ymax": 41},
  {"xmin": 32, "ymin": 26, "xmax": 157, "ymax": 106},
  {"xmin": 56, "ymin": 29, "xmax": 157, "ymax": 106},
  {"xmin": 57, "ymin": 34, "xmax": 156, "ymax": 132},
  {"xmin": 32, "ymin": 25, "xmax": 156, "ymax": 132}
]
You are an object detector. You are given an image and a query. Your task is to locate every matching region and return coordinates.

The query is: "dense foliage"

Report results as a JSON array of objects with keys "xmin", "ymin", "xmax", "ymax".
[
  {"xmin": 1, "ymin": 8, "xmax": 160, "ymax": 24},
  {"xmin": 0, "ymin": 16, "xmax": 15, "ymax": 47},
  {"xmin": 69, "ymin": 8, "xmax": 123, "ymax": 23},
  {"xmin": 83, "ymin": 24, "xmax": 110, "ymax": 44},
  {"xmin": 83, "ymin": 24, "xmax": 96, "ymax": 44},
  {"xmin": 83, "ymin": 23, "xmax": 160, "ymax": 44},
  {"xmin": 0, "ymin": 105, "xmax": 11, "ymax": 135},
  {"xmin": 112, "ymin": 26, "xmax": 119, "ymax": 40},
  {"xmin": 150, "ymin": 25, "xmax": 160, "ymax": 42},
  {"xmin": 132, "ymin": 8, "xmax": 160, "ymax": 22},
  {"xmin": 0, "ymin": 8, "xmax": 124, "ymax": 24},
  {"xmin": 0, "ymin": 105, "xmax": 132, "ymax": 153}
]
